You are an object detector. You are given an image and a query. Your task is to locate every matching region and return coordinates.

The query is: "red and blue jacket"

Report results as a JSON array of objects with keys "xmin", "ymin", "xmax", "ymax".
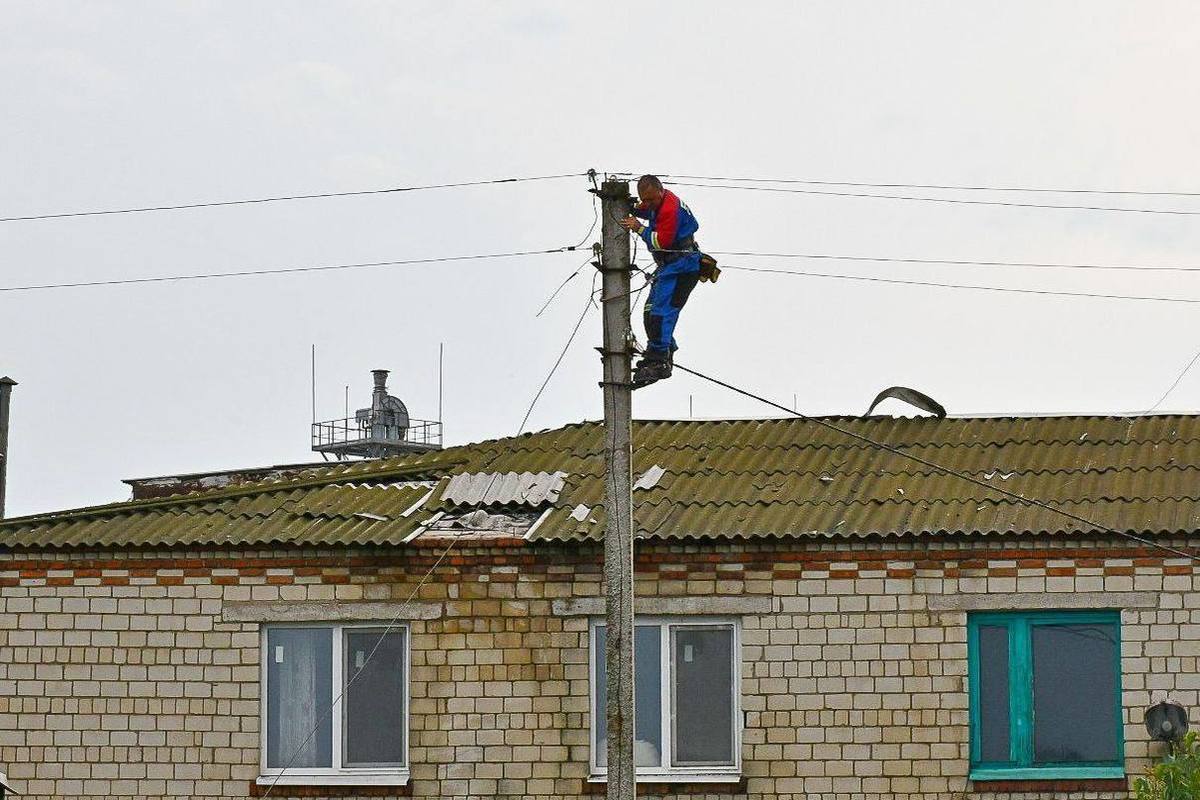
[{"xmin": 633, "ymin": 189, "xmax": 699, "ymax": 263}]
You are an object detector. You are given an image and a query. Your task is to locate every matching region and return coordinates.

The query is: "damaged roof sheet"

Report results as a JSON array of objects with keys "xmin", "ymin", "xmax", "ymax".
[
  {"xmin": 441, "ymin": 471, "xmax": 566, "ymax": 507},
  {"xmin": 4, "ymin": 415, "xmax": 1200, "ymax": 548}
]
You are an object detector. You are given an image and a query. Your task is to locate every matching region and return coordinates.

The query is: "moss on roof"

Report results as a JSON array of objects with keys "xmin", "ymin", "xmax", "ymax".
[{"xmin": 3, "ymin": 415, "xmax": 1199, "ymax": 549}]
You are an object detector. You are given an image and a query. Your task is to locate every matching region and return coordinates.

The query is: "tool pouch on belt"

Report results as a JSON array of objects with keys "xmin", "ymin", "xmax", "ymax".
[{"xmin": 698, "ymin": 253, "xmax": 721, "ymax": 283}]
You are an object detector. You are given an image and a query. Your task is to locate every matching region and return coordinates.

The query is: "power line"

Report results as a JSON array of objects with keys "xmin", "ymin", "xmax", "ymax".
[
  {"xmin": 519, "ymin": 279, "xmax": 597, "ymax": 434},
  {"xmin": 661, "ymin": 172, "xmax": 1200, "ymax": 198},
  {"xmin": 671, "ymin": 359, "xmax": 1200, "ymax": 564},
  {"xmin": 534, "ymin": 195, "xmax": 601, "ymax": 317},
  {"xmin": 0, "ymin": 246, "xmax": 585, "ymax": 294},
  {"xmin": 535, "ymin": 253, "xmax": 593, "ymax": 318},
  {"xmin": 722, "ymin": 263, "xmax": 1200, "ymax": 305},
  {"xmin": 0, "ymin": 172, "xmax": 587, "ymax": 223},
  {"xmin": 707, "ymin": 249, "xmax": 1200, "ymax": 275},
  {"xmin": 669, "ymin": 180, "xmax": 1200, "ymax": 217},
  {"xmin": 1145, "ymin": 342, "xmax": 1200, "ymax": 414}
]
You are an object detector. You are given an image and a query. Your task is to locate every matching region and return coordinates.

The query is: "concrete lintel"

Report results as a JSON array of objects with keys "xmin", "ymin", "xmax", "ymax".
[
  {"xmin": 552, "ymin": 596, "xmax": 772, "ymax": 617},
  {"xmin": 927, "ymin": 591, "xmax": 1158, "ymax": 612},
  {"xmin": 222, "ymin": 600, "xmax": 443, "ymax": 623}
]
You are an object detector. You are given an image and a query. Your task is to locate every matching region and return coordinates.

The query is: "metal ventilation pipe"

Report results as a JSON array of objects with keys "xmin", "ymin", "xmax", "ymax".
[
  {"xmin": 371, "ymin": 369, "xmax": 390, "ymax": 411},
  {"xmin": 0, "ymin": 377, "xmax": 15, "ymax": 519}
]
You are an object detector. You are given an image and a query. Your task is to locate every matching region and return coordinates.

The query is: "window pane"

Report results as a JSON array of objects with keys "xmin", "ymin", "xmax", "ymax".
[
  {"xmin": 1032, "ymin": 623, "xmax": 1119, "ymax": 764},
  {"xmin": 344, "ymin": 629, "xmax": 406, "ymax": 766},
  {"xmin": 266, "ymin": 627, "xmax": 332, "ymax": 768},
  {"xmin": 977, "ymin": 625, "xmax": 1011, "ymax": 763},
  {"xmin": 634, "ymin": 627, "xmax": 662, "ymax": 767},
  {"xmin": 594, "ymin": 625, "xmax": 663, "ymax": 768},
  {"xmin": 672, "ymin": 627, "xmax": 734, "ymax": 766}
]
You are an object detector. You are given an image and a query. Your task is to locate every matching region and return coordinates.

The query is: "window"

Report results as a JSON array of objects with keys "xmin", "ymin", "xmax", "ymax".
[
  {"xmin": 259, "ymin": 624, "xmax": 409, "ymax": 786},
  {"xmin": 968, "ymin": 611, "xmax": 1123, "ymax": 781},
  {"xmin": 590, "ymin": 618, "xmax": 740, "ymax": 782}
]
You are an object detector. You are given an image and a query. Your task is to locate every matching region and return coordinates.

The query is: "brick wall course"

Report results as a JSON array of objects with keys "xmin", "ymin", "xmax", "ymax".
[{"xmin": 0, "ymin": 537, "xmax": 1194, "ymax": 798}]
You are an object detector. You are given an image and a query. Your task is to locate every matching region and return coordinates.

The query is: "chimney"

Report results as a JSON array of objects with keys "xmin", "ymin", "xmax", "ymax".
[{"xmin": 0, "ymin": 377, "xmax": 15, "ymax": 519}]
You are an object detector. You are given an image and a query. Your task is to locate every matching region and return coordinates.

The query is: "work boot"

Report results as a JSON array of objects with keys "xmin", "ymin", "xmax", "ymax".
[{"xmin": 632, "ymin": 350, "xmax": 672, "ymax": 388}]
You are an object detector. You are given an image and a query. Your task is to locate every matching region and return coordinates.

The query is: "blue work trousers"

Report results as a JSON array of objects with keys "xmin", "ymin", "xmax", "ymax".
[{"xmin": 643, "ymin": 253, "xmax": 701, "ymax": 355}]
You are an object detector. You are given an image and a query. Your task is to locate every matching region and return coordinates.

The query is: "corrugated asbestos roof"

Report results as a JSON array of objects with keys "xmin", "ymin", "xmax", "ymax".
[{"xmin": 4, "ymin": 415, "xmax": 1200, "ymax": 548}]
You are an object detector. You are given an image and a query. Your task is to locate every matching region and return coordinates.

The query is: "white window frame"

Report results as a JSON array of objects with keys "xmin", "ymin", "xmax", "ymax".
[
  {"xmin": 256, "ymin": 622, "xmax": 410, "ymax": 787},
  {"xmin": 589, "ymin": 616, "xmax": 742, "ymax": 784}
]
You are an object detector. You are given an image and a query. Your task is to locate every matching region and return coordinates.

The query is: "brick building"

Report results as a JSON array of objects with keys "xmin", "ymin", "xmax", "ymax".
[{"xmin": 0, "ymin": 415, "xmax": 1196, "ymax": 799}]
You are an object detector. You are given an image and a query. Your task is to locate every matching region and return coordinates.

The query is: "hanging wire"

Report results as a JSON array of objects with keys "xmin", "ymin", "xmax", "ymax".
[
  {"xmin": 671, "ymin": 359, "xmax": 1200, "ymax": 564},
  {"xmin": 668, "ymin": 180, "xmax": 1200, "ymax": 217},
  {"xmin": 656, "ymin": 172, "xmax": 1200, "ymax": 198},
  {"xmin": 0, "ymin": 246, "xmax": 586, "ymax": 294},
  {"xmin": 702, "ymin": 249, "xmax": 1200, "ymax": 275},
  {"xmin": 720, "ymin": 264, "xmax": 1200, "ymax": 305},
  {"xmin": 1, "ymin": 172, "xmax": 588, "ymax": 223},
  {"xmin": 519, "ymin": 275, "xmax": 599, "ymax": 434},
  {"xmin": 1144, "ymin": 342, "xmax": 1200, "ymax": 414}
]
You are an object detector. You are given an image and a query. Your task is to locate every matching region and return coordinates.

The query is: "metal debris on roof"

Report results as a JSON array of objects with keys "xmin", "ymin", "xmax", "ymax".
[
  {"xmin": 634, "ymin": 464, "xmax": 666, "ymax": 491},
  {"xmin": 570, "ymin": 504, "xmax": 593, "ymax": 522},
  {"xmin": 428, "ymin": 508, "xmax": 542, "ymax": 534},
  {"xmin": 442, "ymin": 471, "xmax": 567, "ymax": 507}
]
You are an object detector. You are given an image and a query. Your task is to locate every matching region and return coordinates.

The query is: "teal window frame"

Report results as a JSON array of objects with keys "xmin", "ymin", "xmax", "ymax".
[{"xmin": 967, "ymin": 610, "xmax": 1124, "ymax": 781}]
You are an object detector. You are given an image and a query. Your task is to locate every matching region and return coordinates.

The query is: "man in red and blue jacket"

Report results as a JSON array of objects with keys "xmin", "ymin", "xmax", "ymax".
[{"xmin": 619, "ymin": 174, "xmax": 701, "ymax": 386}]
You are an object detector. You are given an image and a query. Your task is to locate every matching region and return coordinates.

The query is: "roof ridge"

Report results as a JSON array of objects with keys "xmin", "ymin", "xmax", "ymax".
[
  {"xmin": 0, "ymin": 421, "xmax": 604, "ymax": 529},
  {"xmin": 0, "ymin": 454, "xmax": 465, "ymax": 528},
  {"xmin": 635, "ymin": 495, "xmax": 1200, "ymax": 510}
]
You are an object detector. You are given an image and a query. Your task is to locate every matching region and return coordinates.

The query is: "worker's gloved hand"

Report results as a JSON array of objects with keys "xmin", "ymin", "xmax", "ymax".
[
  {"xmin": 699, "ymin": 253, "xmax": 721, "ymax": 283},
  {"xmin": 618, "ymin": 216, "xmax": 644, "ymax": 234}
]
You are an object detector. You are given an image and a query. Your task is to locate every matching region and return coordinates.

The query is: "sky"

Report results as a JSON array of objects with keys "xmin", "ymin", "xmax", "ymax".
[{"xmin": 4, "ymin": 1, "xmax": 1200, "ymax": 516}]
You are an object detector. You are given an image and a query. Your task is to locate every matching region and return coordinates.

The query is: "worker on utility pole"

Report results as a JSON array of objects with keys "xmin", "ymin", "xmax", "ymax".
[{"xmin": 619, "ymin": 174, "xmax": 702, "ymax": 388}]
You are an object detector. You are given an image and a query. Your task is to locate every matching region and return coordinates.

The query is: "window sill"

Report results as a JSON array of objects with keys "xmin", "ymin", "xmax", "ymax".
[
  {"xmin": 971, "ymin": 777, "xmax": 1128, "ymax": 793},
  {"xmin": 256, "ymin": 770, "xmax": 410, "ymax": 787},
  {"xmin": 587, "ymin": 771, "xmax": 742, "ymax": 784},
  {"xmin": 969, "ymin": 766, "xmax": 1125, "ymax": 782},
  {"xmin": 584, "ymin": 774, "xmax": 745, "ymax": 795}
]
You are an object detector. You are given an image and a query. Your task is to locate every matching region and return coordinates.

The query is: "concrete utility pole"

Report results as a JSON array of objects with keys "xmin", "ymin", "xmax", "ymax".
[
  {"xmin": 596, "ymin": 179, "xmax": 636, "ymax": 800},
  {"xmin": 0, "ymin": 377, "xmax": 15, "ymax": 519}
]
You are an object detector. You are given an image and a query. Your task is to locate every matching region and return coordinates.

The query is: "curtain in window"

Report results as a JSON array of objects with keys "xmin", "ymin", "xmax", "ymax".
[
  {"xmin": 594, "ymin": 625, "xmax": 663, "ymax": 768},
  {"xmin": 266, "ymin": 627, "xmax": 333, "ymax": 768}
]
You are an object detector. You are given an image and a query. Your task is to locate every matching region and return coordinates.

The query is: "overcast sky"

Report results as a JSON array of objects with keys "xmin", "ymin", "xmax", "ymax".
[{"xmin": 4, "ymin": 1, "xmax": 1200, "ymax": 516}]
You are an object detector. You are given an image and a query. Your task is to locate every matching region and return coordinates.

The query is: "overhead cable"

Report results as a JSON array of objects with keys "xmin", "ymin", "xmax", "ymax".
[
  {"xmin": 0, "ymin": 247, "xmax": 584, "ymax": 294},
  {"xmin": 0, "ymin": 172, "xmax": 587, "ymax": 223},
  {"xmin": 660, "ymin": 172, "xmax": 1200, "ymax": 198},
  {"xmin": 669, "ymin": 180, "xmax": 1200, "ymax": 217},
  {"xmin": 520, "ymin": 280, "xmax": 597, "ymax": 434},
  {"xmin": 671, "ymin": 359, "xmax": 1200, "ymax": 564},
  {"xmin": 1144, "ymin": 342, "xmax": 1200, "ymax": 414},
  {"xmin": 707, "ymin": 249, "xmax": 1200, "ymax": 275},
  {"xmin": 722, "ymin": 264, "xmax": 1200, "ymax": 305}
]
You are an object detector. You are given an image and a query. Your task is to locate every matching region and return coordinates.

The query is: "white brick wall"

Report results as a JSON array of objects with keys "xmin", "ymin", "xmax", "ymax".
[{"xmin": 0, "ymin": 537, "xmax": 1191, "ymax": 798}]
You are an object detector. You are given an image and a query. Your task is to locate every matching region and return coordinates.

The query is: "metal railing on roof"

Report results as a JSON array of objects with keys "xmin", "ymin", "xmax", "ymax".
[{"xmin": 311, "ymin": 415, "xmax": 442, "ymax": 457}]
